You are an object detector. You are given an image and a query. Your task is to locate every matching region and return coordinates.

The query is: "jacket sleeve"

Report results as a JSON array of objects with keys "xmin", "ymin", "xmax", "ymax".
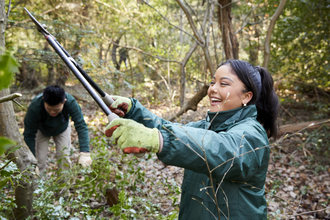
[
  {"xmin": 68, "ymin": 98, "xmax": 90, "ymax": 152},
  {"xmin": 125, "ymin": 98, "xmax": 202, "ymax": 129},
  {"xmin": 124, "ymin": 98, "xmax": 174, "ymax": 128},
  {"xmin": 157, "ymin": 121, "xmax": 269, "ymax": 182},
  {"xmin": 126, "ymin": 98, "xmax": 269, "ymax": 182},
  {"xmin": 23, "ymin": 106, "xmax": 40, "ymax": 156}
]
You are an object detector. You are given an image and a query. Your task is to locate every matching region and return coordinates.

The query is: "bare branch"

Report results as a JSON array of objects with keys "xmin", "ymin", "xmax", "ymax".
[
  {"xmin": 105, "ymin": 36, "xmax": 182, "ymax": 64},
  {"xmin": 180, "ymin": 41, "xmax": 198, "ymax": 106},
  {"xmin": 291, "ymin": 208, "xmax": 330, "ymax": 217},
  {"xmin": 235, "ymin": 0, "xmax": 263, "ymax": 34},
  {"xmin": 176, "ymin": 0, "xmax": 204, "ymax": 45},
  {"xmin": 6, "ymin": 0, "xmax": 11, "ymax": 18},
  {"xmin": 263, "ymin": 0, "xmax": 287, "ymax": 68},
  {"xmin": 235, "ymin": 18, "xmax": 264, "ymax": 34},
  {"xmin": 94, "ymin": 0, "xmax": 121, "ymax": 13},
  {"xmin": 142, "ymin": 0, "xmax": 202, "ymax": 45},
  {"xmin": 192, "ymin": 198, "xmax": 219, "ymax": 220}
]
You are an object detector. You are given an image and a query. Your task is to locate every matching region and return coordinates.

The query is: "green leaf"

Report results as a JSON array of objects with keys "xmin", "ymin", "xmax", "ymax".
[
  {"xmin": 0, "ymin": 177, "xmax": 10, "ymax": 189},
  {"xmin": 0, "ymin": 50, "xmax": 20, "ymax": 90},
  {"xmin": 0, "ymin": 137, "xmax": 17, "ymax": 155},
  {"xmin": 0, "ymin": 170, "xmax": 11, "ymax": 177},
  {"xmin": 6, "ymin": 145, "xmax": 21, "ymax": 155}
]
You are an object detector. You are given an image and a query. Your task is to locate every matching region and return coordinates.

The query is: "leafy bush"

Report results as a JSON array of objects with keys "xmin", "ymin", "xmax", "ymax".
[{"xmin": 26, "ymin": 133, "xmax": 180, "ymax": 219}]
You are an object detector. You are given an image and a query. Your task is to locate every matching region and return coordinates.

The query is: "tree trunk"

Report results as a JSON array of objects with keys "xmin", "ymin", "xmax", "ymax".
[
  {"xmin": 0, "ymin": 89, "xmax": 38, "ymax": 219},
  {"xmin": 16, "ymin": 60, "xmax": 39, "ymax": 89},
  {"xmin": 217, "ymin": 0, "xmax": 239, "ymax": 60},
  {"xmin": 248, "ymin": 14, "xmax": 260, "ymax": 65},
  {"xmin": 0, "ymin": 2, "xmax": 37, "ymax": 219},
  {"xmin": 44, "ymin": 43, "xmax": 56, "ymax": 85},
  {"xmin": 111, "ymin": 35, "xmax": 123, "ymax": 71}
]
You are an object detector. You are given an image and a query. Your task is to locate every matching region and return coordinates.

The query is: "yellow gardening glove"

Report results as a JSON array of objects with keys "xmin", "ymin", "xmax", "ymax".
[
  {"xmin": 105, "ymin": 118, "xmax": 160, "ymax": 154},
  {"xmin": 109, "ymin": 95, "xmax": 132, "ymax": 117},
  {"xmin": 78, "ymin": 152, "xmax": 92, "ymax": 167}
]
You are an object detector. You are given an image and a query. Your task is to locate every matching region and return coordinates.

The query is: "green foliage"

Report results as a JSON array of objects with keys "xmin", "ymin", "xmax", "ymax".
[
  {"xmin": 22, "ymin": 131, "xmax": 180, "ymax": 219},
  {"xmin": 269, "ymin": 0, "xmax": 330, "ymax": 90},
  {"xmin": 0, "ymin": 49, "xmax": 20, "ymax": 90},
  {"xmin": 0, "ymin": 137, "xmax": 16, "ymax": 156},
  {"xmin": 0, "ymin": 160, "xmax": 19, "ymax": 216},
  {"xmin": 303, "ymin": 125, "xmax": 330, "ymax": 158}
]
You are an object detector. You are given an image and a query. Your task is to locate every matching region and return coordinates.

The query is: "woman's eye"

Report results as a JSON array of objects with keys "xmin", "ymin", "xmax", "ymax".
[
  {"xmin": 210, "ymin": 81, "xmax": 215, "ymax": 85},
  {"xmin": 221, "ymin": 83, "xmax": 228, "ymax": 86}
]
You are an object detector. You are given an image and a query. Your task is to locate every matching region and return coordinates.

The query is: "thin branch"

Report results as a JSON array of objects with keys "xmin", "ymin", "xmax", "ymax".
[
  {"xmin": 291, "ymin": 208, "xmax": 330, "ymax": 217},
  {"xmin": 263, "ymin": 0, "xmax": 287, "ymax": 68},
  {"xmin": 143, "ymin": 62, "xmax": 171, "ymax": 91},
  {"xmin": 107, "ymin": 36, "xmax": 182, "ymax": 64},
  {"xmin": 192, "ymin": 198, "xmax": 219, "ymax": 220},
  {"xmin": 176, "ymin": 0, "xmax": 204, "ymax": 45},
  {"xmin": 94, "ymin": 0, "xmax": 121, "ymax": 13},
  {"xmin": 235, "ymin": 0, "xmax": 262, "ymax": 34},
  {"xmin": 142, "ymin": 0, "xmax": 202, "ymax": 46},
  {"xmin": 160, "ymin": 124, "xmax": 205, "ymax": 161},
  {"xmin": 235, "ymin": 17, "xmax": 265, "ymax": 34},
  {"xmin": 211, "ymin": 22, "xmax": 219, "ymax": 65},
  {"xmin": 0, "ymin": 157, "xmax": 17, "ymax": 171},
  {"xmin": 6, "ymin": 0, "xmax": 12, "ymax": 18}
]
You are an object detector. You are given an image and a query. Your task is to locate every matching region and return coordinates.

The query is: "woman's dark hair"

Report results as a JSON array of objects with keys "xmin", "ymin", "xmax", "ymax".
[
  {"xmin": 219, "ymin": 59, "xmax": 279, "ymax": 139},
  {"xmin": 43, "ymin": 85, "xmax": 66, "ymax": 106}
]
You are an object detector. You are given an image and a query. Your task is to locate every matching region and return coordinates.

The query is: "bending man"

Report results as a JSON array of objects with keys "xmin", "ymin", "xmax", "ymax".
[{"xmin": 23, "ymin": 85, "xmax": 92, "ymax": 175}]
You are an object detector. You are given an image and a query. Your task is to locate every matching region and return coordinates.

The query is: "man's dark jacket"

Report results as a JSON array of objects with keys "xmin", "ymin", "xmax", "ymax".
[{"xmin": 23, "ymin": 92, "xmax": 89, "ymax": 155}]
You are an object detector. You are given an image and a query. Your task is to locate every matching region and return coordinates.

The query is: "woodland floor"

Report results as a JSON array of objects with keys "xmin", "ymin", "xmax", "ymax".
[{"xmin": 9, "ymin": 86, "xmax": 330, "ymax": 219}]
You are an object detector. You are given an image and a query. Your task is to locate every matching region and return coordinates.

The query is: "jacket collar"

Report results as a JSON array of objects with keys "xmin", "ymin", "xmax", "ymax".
[{"xmin": 206, "ymin": 105, "xmax": 258, "ymax": 132}]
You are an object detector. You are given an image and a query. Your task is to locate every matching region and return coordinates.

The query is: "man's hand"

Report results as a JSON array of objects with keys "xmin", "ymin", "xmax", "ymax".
[
  {"xmin": 78, "ymin": 152, "xmax": 92, "ymax": 167},
  {"xmin": 105, "ymin": 118, "xmax": 160, "ymax": 154},
  {"xmin": 109, "ymin": 96, "xmax": 132, "ymax": 117}
]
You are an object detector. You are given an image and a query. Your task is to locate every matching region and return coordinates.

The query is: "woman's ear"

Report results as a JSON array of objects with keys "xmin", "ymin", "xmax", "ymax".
[{"xmin": 242, "ymin": 91, "xmax": 253, "ymax": 106}]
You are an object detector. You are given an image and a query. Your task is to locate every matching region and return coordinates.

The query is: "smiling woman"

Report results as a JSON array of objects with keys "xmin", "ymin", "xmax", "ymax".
[
  {"xmin": 105, "ymin": 59, "xmax": 280, "ymax": 219},
  {"xmin": 208, "ymin": 65, "xmax": 253, "ymax": 112}
]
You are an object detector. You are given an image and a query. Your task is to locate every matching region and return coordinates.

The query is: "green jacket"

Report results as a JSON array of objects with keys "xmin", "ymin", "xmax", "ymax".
[
  {"xmin": 126, "ymin": 99, "xmax": 269, "ymax": 220},
  {"xmin": 23, "ymin": 92, "xmax": 90, "ymax": 155}
]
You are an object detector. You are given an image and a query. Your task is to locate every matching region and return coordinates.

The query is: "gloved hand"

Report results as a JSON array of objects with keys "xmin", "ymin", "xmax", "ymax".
[
  {"xmin": 109, "ymin": 95, "xmax": 132, "ymax": 117},
  {"xmin": 105, "ymin": 118, "xmax": 160, "ymax": 154},
  {"xmin": 78, "ymin": 152, "xmax": 92, "ymax": 167}
]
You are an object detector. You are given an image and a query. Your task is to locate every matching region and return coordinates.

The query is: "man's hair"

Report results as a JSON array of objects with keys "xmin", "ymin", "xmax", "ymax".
[{"xmin": 43, "ymin": 85, "xmax": 66, "ymax": 106}]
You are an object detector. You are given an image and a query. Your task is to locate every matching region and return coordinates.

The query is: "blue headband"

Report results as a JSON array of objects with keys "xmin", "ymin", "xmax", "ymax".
[{"xmin": 250, "ymin": 66, "xmax": 262, "ymax": 100}]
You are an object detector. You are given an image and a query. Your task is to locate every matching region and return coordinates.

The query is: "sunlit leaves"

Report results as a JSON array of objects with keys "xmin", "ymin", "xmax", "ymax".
[
  {"xmin": 269, "ymin": 0, "xmax": 330, "ymax": 89},
  {"xmin": 0, "ymin": 50, "xmax": 20, "ymax": 90}
]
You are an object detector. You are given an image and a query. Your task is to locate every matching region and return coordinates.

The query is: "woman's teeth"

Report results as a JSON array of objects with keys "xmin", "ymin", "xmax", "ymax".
[{"xmin": 211, "ymin": 98, "xmax": 221, "ymax": 102}]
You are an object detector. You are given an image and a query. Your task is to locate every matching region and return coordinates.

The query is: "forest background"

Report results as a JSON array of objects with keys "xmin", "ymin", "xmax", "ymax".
[{"xmin": 0, "ymin": 0, "xmax": 330, "ymax": 219}]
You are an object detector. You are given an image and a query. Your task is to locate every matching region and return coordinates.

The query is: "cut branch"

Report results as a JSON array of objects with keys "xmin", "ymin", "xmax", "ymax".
[
  {"xmin": 278, "ymin": 119, "xmax": 330, "ymax": 137},
  {"xmin": 0, "ymin": 93, "xmax": 22, "ymax": 103}
]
